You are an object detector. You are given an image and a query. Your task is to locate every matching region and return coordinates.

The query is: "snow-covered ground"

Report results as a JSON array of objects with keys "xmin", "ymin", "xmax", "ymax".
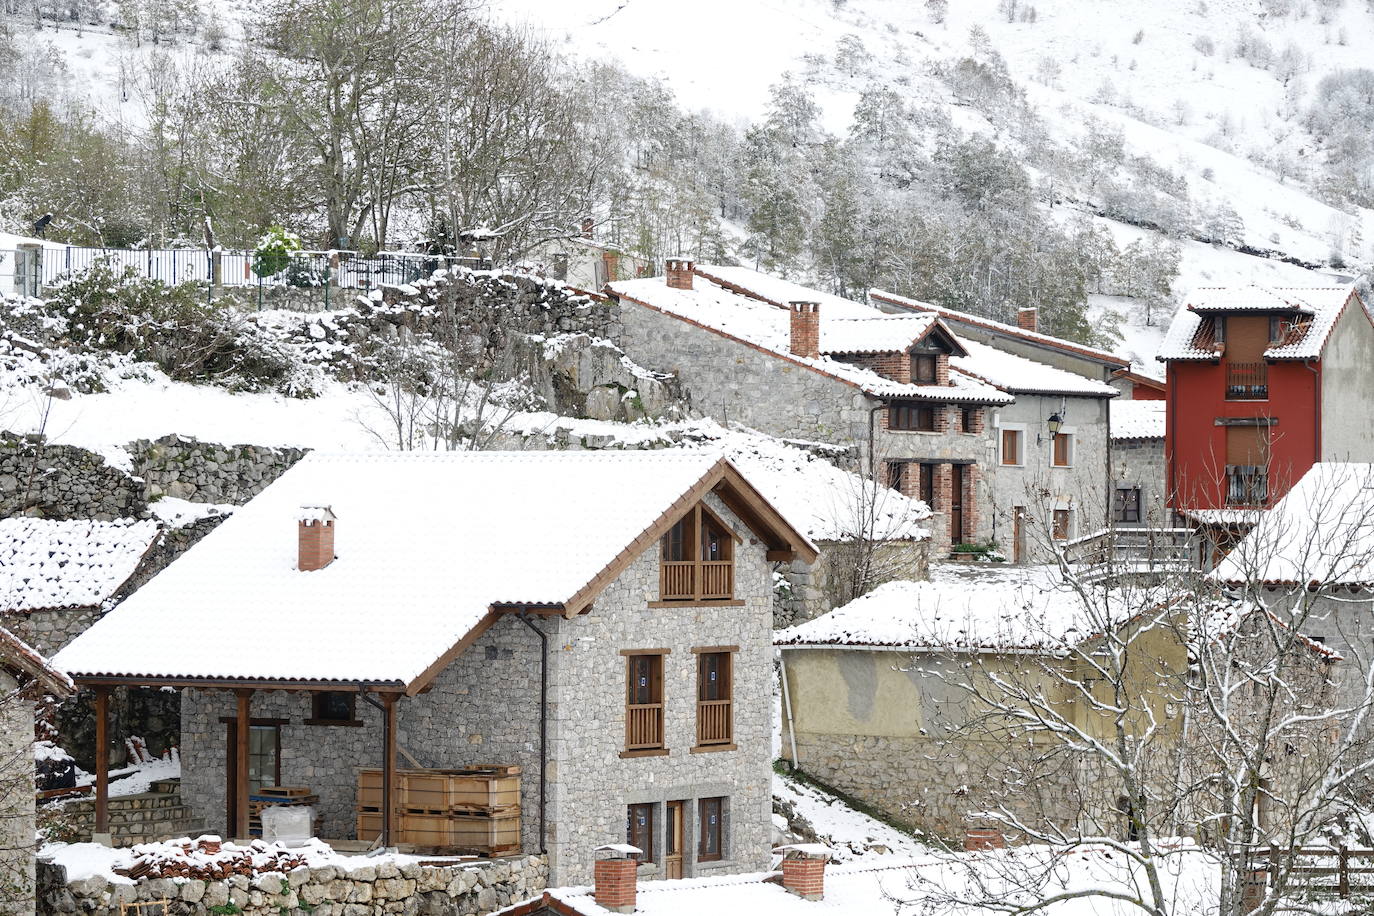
[{"xmin": 773, "ymin": 772, "xmax": 930, "ymax": 862}]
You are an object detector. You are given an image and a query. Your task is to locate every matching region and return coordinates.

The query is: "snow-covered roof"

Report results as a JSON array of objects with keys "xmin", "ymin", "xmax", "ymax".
[
  {"xmin": 0, "ymin": 519, "xmax": 160, "ymax": 612},
  {"xmin": 821, "ymin": 314, "xmax": 943, "ymax": 355},
  {"xmin": 1179, "ymin": 509, "xmax": 1264, "ymax": 527},
  {"xmin": 713, "ymin": 433, "xmax": 930, "ymax": 543},
  {"xmin": 869, "ymin": 289, "xmax": 1128, "ymax": 368},
  {"xmin": 1157, "ymin": 285, "xmax": 1357, "ymax": 362},
  {"xmin": 775, "ymin": 566, "xmax": 1121, "ymax": 653},
  {"xmin": 693, "ymin": 264, "xmax": 882, "ymax": 319},
  {"xmin": 53, "ymin": 451, "xmax": 815, "ymax": 689},
  {"xmin": 1213, "ymin": 463, "xmax": 1374, "ymax": 587},
  {"xmin": 0, "ymin": 625, "xmax": 74, "ymax": 696},
  {"xmin": 610, "ymin": 276, "xmax": 1011, "ymax": 405},
  {"xmin": 952, "ymin": 340, "xmax": 1117, "ymax": 398},
  {"xmin": 1111, "ymin": 400, "xmax": 1166, "ymax": 440}
]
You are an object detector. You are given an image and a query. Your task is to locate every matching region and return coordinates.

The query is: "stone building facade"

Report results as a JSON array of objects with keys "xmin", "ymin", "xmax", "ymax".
[{"xmin": 151, "ymin": 462, "xmax": 795, "ymax": 892}]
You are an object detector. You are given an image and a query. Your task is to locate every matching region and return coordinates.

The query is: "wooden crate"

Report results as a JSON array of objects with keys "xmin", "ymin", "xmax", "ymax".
[
  {"xmin": 356, "ymin": 810, "xmax": 382, "ymax": 842},
  {"xmin": 450, "ymin": 773, "xmax": 520, "ymax": 811},
  {"xmin": 360, "ymin": 766, "xmax": 521, "ymax": 813},
  {"xmin": 400, "ymin": 812, "xmax": 454, "ymax": 846},
  {"xmin": 450, "ymin": 810, "xmax": 520, "ymax": 852}
]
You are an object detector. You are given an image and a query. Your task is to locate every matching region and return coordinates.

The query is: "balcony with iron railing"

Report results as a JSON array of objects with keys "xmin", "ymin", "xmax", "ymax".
[
  {"xmin": 1225, "ymin": 361, "xmax": 1268, "ymax": 400},
  {"xmin": 1226, "ymin": 465, "xmax": 1268, "ymax": 507}
]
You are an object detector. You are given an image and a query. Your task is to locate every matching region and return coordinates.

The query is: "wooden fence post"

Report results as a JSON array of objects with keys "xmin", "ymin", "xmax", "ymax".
[{"xmin": 1340, "ymin": 846, "xmax": 1350, "ymax": 898}]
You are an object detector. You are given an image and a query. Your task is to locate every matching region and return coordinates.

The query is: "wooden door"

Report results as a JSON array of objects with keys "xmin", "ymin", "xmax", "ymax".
[
  {"xmin": 1012, "ymin": 506, "xmax": 1025, "ymax": 564},
  {"xmin": 225, "ymin": 722, "xmax": 280, "ymax": 836},
  {"xmin": 665, "ymin": 801, "xmax": 685, "ymax": 879},
  {"xmin": 950, "ymin": 464, "xmax": 965, "ymax": 545}
]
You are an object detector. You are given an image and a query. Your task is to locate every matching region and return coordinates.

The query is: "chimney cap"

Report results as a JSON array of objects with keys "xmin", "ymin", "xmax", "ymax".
[
  {"xmin": 298, "ymin": 505, "xmax": 336, "ymax": 524},
  {"xmin": 773, "ymin": 843, "xmax": 832, "ymax": 860},
  {"xmin": 596, "ymin": 844, "xmax": 643, "ymax": 860}
]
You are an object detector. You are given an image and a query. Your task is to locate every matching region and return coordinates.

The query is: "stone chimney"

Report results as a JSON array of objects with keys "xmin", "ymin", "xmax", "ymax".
[
  {"xmin": 789, "ymin": 302, "xmax": 821, "ymax": 359},
  {"xmin": 665, "ymin": 257, "xmax": 694, "ymax": 290},
  {"xmin": 581, "ymin": 217, "xmax": 594, "ymax": 239},
  {"xmin": 1017, "ymin": 307, "xmax": 1038, "ymax": 333},
  {"xmin": 776, "ymin": 845, "xmax": 831, "ymax": 901},
  {"xmin": 298, "ymin": 506, "xmax": 336, "ymax": 572},
  {"xmin": 593, "ymin": 845, "xmax": 640, "ymax": 914}
]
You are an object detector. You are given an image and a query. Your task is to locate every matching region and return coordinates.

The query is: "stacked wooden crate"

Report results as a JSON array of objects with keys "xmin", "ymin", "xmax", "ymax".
[
  {"xmin": 249, "ymin": 786, "xmax": 322, "ymax": 838},
  {"xmin": 355, "ymin": 766, "xmax": 520, "ymax": 853}
]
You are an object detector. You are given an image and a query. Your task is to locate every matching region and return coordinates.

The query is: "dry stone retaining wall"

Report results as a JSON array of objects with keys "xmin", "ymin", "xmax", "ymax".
[{"xmin": 37, "ymin": 854, "xmax": 548, "ymax": 916}]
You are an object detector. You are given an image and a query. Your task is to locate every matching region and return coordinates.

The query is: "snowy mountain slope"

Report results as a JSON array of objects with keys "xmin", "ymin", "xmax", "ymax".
[{"xmin": 493, "ymin": 0, "xmax": 1374, "ymax": 365}]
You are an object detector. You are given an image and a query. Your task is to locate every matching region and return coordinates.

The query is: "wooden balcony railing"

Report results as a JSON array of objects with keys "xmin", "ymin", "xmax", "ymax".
[
  {"xmin": 1226, "ymin": 361, "xmax": 1268, "ymax": 400},
  {"xmin": 1226, "ymin": 465, "xmax": 1268, "ymax": 507},
  {"xmin": 696, "ymin": 699, "xmax": 733, "ymax": 746},
  {"xmin": 660, "ymin": 560, "xmax": 734, "ymax": 601},
  {"xmin": 661, "ymin": 561, "xmax": 696, "ymax": 600},
  {"xmin": 626, "ymin": 703, "xmax": 664, "ymax": 750}
]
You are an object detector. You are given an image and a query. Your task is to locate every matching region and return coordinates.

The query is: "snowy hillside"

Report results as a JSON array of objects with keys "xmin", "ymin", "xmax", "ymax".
[{"xmin": 494, "ymin": 0, "xmax": 1373, "ymax": 366}]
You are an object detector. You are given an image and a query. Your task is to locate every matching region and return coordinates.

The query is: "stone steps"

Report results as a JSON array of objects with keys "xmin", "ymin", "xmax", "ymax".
[{"xmin": 66, "ymin": 778, "xmax": 212, "ymax": 847}]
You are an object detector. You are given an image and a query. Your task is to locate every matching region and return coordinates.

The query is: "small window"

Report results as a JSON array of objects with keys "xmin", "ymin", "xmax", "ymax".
[
  {"xmin": 1052, "ymin": 509, "xmax": 1071, "ymax": 541},
  {"xmin": 1052, "ymin": 432, "xmax": 1072, "ymax": 468},
  {"xmin": 695, "ymin": 652, "xmax": 733, "ymax": 747},
  {"xmin": 659, "ymin": 505, "xmax": 735, "ymax": 602},
  {"xmin": 1114, "ymin": 487, "xmax": 1141, "ymax": 524},
  {"xmin": 890, "ymin": 403, "xmax": 937, "ymax": 431},
  {"xmin": 886, "ymin": 461, "xmax": 907, "ymax": 493},
  {"xmin": 1213, "ymin": 316, "xmax": 1226, "ymax": 344},
  {"xmin": 309, "ymin": 691, "xmax": 358, "ymax": 725},
  {"xmin": 625, "ymin": 653, "xmax": 665, "ymax": 752},
  {"xmin": 912, "ymin": 353, "xmax": 938, "ymax": 384},
  {"xmin": 1001, "ymin": 429, "xmax": 1023, "ymax": 466},
  {"xmin": 919, "ymin": 463, "xmax": 936, "ymax": 508},
  {"xmin": 960, "ymin": 407, "xmax": 977, "ymax": 433},
  {"xmin": 628, "ymin": 803, "xmax": 655, "ymax": 862},
  {"xmin": 698, "ymin": 797, "xmax": 724, "ymax": 862}
]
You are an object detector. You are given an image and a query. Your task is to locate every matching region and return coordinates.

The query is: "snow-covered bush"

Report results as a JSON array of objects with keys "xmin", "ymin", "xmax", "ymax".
[{"xmin": 252, "ymin": 226, "xmax": 304, "ymax": 279}]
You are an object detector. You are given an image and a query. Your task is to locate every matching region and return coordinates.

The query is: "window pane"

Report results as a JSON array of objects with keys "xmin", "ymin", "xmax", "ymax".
[
  {"xmin": 698, "ymin": 798, "xmax": 723, "ymax": 861},
  {"xmin": 919, "ymin": 464, "xmax": 936, "ymax": 507},
  {"xmin": 699, "ymin": 653, "xmax": 727, "ymax": 701},
  {"xmin": 628, "ymin": 804, "xmax": 654, "ymax": 861},
  {"xmin": 247, "ymin": 725, "xmax": 277, "ymax": 792},
  {"xmin": 1002, "ymin": 430, "xmax": 1020, "ymax": 465}
]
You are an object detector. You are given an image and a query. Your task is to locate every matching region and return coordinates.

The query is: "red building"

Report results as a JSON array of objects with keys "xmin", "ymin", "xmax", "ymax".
[{"xmin": 1158, "ymin": 285, "xmax": 1374, "ymax": 520}]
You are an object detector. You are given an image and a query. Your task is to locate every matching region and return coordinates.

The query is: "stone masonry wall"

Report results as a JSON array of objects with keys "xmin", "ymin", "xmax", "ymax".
[
  {"xmin": 1111, "ymin": 437, "xmax": 1168, "ymax": 527},
  {"xmin": 130, "ymin": 437, "xmax": 307, "ymax": 505},
  {"xmin": 37, "ymin": 854, "xmax": 547, "ymax": 916},
  {"xmin": 0, "ymin": 436, "xmax": 143, "ymax": 521},
  {"xmin": 179, "ymin": 494, "xmax": 774, "ymax": 890},
  {"xmin": 541, "ymin": 491, "xmax": 774, "ymax": 887},
  {"xmin": 2, "ymin": 672, "xmax": 37, "ymax": 916}
]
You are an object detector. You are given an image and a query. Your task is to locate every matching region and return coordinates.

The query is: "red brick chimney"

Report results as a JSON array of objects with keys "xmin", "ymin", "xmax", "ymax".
[
  {"xmin": 593, "ymin": 845, "xmax": 640, "ymax": 914},
  {"xmin": 665, "ymin": 257, "xmax": 694, "ymax": 290},
  {"xmin": 789, "ymin": 302, "xmax": 821, "ymax": 359},
  {"xmin": 581, "ymin": 217, "xmax": 594, "ymax": 239},
  {"xmin": 298, "ymin": 507, "xmax": 336, "ymax": 571},
  {"xmin": 1017, "ymin": 307, "xmax": 1038, "ymax": 333},
  {"xmin": 775, "ymin": 845, "xmax": 831, "ymax": 901}
]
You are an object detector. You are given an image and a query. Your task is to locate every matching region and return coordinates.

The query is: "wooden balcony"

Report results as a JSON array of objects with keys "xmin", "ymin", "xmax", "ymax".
[
  {"xmin": 696, "ymin": 699, "xmax": 732, "ymax": 746},
  {"xmin": 1225, "ymin": 361, "xmax": 1268, "ymax": 400},
  {"xmin": 1226, "ymin": 465, "xmax": 1268, "ymax": 507},
  {"xmin": 626, "ymin": 703, "xmax": 664, "ymax": 750},
  {"xmin": 660, "ymin": 560, "xmax": 733, "ymax": 601}
]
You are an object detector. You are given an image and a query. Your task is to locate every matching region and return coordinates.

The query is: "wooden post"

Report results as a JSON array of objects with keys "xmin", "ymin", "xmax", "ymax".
[
  {"xmin": 94, "ymin": 687, "xmax": 110, "ymax": 836},
  {"xmin": 1340, "ymin": 846, "xmax": 1350, "ymax": 898},
  {"xmin": 382, "ymin": 694, "xmax": 398, "ymax": 848},
  {"xmin": 235, "ymin": 690, "xmax": 252, "ymax": 840}
]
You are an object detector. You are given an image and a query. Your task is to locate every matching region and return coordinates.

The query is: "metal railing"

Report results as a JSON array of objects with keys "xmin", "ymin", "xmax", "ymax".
[
  {"xmin": 1064, "ymin": 527, "xmax": 1199, "ymax": 581},
  {"xmin": 1226, "ymin": 361, "xmax": 1268, "ymax": 400},
  {"xmin": 1226, "ymin": 465, "xmax": 1268, "ymax": 507}
]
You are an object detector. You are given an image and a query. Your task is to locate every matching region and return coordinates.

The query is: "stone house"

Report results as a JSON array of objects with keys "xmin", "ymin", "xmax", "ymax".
[
  {"xmin": 522, "ymin": 230, "xmax": 651, "ymax": 293},
  {"xmin": 1, "ymin": 626, "xmax": 74, "ymax": 916},
  {"xmin": 611, "ymin": 264, "xmax": 1120, "ymax": 562},
  {"xmin": 774, "ymin": 566, "xmax": 1192, "ymax": 842},
  {"xmin": 609, "ymin": 262, "xmax": 1013, "ymax": 556},
  {"xmin": 53, "ymin": 451, "xmax": 816, "ymax": 888},
  {"xmin": 1110, "ymin": 400, "xmax": 1167, "ymax": 529}
]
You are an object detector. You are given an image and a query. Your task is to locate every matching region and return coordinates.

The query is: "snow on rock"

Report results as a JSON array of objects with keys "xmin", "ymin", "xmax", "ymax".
[
  {"xmin": 0, "ymin": 518, "xmax": 159, "ymax": 612},
  {"xmin": 773, "ymin": 773, "xmax": 928, "ymax": 862},
  {"xmin": 147, "ymin": 497, "xmax": 236, "ymax": 527},
  {"xmin": 1111, "ymin": 400, "xmax": 1165, "ymax": 440}
]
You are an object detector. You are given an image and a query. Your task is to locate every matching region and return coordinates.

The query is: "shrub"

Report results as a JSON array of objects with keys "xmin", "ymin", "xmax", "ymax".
[{"xmin": 252, "ymin": 226, "xmax": 303, "ymax": 278}]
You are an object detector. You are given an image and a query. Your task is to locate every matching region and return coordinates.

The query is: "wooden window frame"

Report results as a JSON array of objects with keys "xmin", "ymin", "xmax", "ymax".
[
  {"xmin": 911, "ymin": 353, "xmax": 938, "ymax": 385},
  {"xmin": 1001, "ymin": 428, "xmax": 1024, "ymax": 466},
  {"xmin": 889, "ymin": 403, "xmax": 938, "ymax": 432},
  {"xmin": 1051, "ymin": 431, "xmax": 1073, "ymax": 468},
  {"xmin": 306, "ymin": 691, "xmax": 362, "ymax": 727},
  {"xmin": 698, "ymin": 797, "xmax": 725, "ymax": 862},
  {"xmin": 886, "ymin": 461, "xmax": 907, "ymax": 493},
  {"xmin": 919, "ymin": 463, "xmax": 936, "ymax": 508},
  {"xmin": 657, "ymin": 503, "xmax": 739, "ymax": 605},
  {"xmin": 960, "ymin": 407, "xmax": 977, "ymax": 434},
  {"xmin": 627, "ymin": 803, "xmax": 656, "ymax": 863},
  {"xmin": 622, "ymin": 651, "xmax": 668, "ymax": 757},
  {"xmin": 1052, "ymin": 508, "xmax": 1072, "ymax": 541},
  {"xmin": 692, "ymin": 647, "xmax": 736, "ymax": 752},
  {"xmin": 1113, "ymin": 487, "xmax": 1141, "ymax": 524}
]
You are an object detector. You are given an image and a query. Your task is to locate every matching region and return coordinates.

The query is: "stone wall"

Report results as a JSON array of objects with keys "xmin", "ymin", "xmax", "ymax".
[
  {"xmin": 1110, "ymin": 436, "xmax": 1168, "ymax": 527},
  {"xmin": 130, "ymin": 437, "xmax": 307, "ymax": 506},
  {"xmin": 178, "ymin": 495, "xmax": 775, "ymax": 890},
  {"xmin": 0, "ymin": 436, "xmax": 143, "ymax": 521},
  {"xmin": 36, "ymin": 854, "xmax": 547, "ymax": 916},
  {"xmin": 775, "ymin": 539, "xmax": 930, "ymax": 627},
  {"xmin": 2, "ymin": 671, "xmax": 37, "ymax": 916}
]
